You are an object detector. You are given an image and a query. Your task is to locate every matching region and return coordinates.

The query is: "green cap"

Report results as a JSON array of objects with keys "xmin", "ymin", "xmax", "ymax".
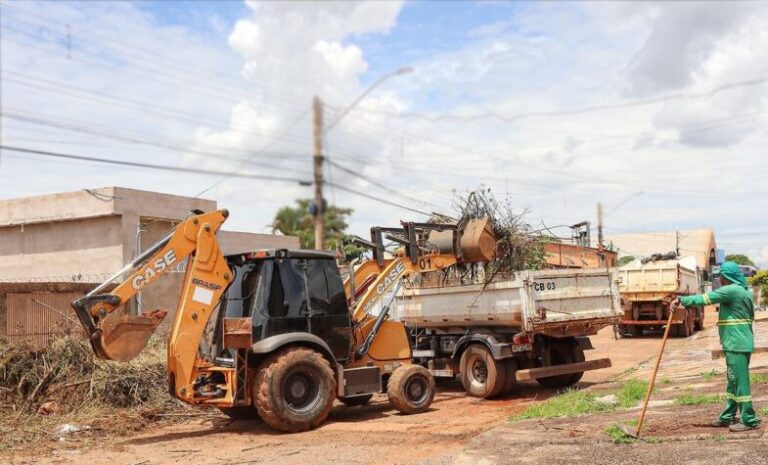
[{"xmin": 720, "ymin": 261, "xmax": 748, "ymax": 289}]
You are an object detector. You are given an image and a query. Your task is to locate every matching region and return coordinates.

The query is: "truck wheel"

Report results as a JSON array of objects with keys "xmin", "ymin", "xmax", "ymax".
[
  {"xmin": 459, "ymin": 344, "xmax": 507, "ymax": 398},
  {"xmin": 254, "ymin": 347, "xmax": 336, "ymax": 433},
  {"xmin": 387, "ymin": 365, "xmax": 435, "ymax": 414},
  {"xmin": 675, "ymin": 310, "xmax": 691, "ymax": 337},
  {"xmin": 694, "ymin": 307, "xmax": 704, "ymax": 331},
  {"xmin": 500, "ymin": 358, "xmax": 518, "ymax": 396},
  {"xmin": 218, "ymin": 406, "xmax": 260, "ymax": 420},
  {"xmin": 535, "ymin": 343, "xmax": 585, "ymax": 389},
  {"xmin": 339, "ymin": 394, "xmax": 373, "ymax": 407}
]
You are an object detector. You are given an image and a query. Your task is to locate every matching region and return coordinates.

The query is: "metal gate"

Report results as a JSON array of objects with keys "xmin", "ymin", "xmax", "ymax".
[{"xmin": 5, "ymin": 292, "xmax": 83, "ymax": 346}]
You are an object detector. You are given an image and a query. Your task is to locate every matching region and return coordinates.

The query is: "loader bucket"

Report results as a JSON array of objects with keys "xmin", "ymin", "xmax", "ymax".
[
  {"xmin": 459, "ymin": 217, "xmax": 497, "ymax": 263},
  {"xmin": 428, "ymin": 217, "xmax": 497, "ymax": 263},
  {"xmin": 97, "ymin": 309, "xmax": 167, "ymax": 362}
]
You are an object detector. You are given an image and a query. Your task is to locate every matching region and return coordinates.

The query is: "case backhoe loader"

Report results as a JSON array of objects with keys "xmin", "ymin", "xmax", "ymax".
[{"xmin": 73, "ymin": 209, "xmax": 495, "ymax": 432}]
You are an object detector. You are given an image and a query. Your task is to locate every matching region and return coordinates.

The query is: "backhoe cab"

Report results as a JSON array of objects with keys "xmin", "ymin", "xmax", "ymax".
[{"xmin": 73, "ymin": 210, "xmax": 495, "ymax": 432}]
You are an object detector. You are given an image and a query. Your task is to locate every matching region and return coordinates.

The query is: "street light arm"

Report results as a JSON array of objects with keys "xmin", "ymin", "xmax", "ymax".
[{"xmin": 325, "ymin": 66, "xmax": 413, "ymax": 132}]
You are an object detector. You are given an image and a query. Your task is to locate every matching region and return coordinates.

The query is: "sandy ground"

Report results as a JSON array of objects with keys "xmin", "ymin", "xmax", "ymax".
[{"xmin": 6, "ymin": 307, "xmax": 768, "ymax": 465}]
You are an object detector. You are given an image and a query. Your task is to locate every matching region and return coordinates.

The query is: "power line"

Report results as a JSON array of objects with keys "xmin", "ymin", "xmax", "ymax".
[
  {"xmin": 0, "ymin": 145, "xmax": 312, "ymax": 184},
  {"xmin": 1, "ymin": 110, "xmax": 313, "ymax": 174},
  {"xmin": 326, "ymin": 182, "xmax": 434, "ymax": 216},
  {"xmin": 332, "ymin": 76, "xmax": 768, "ymax": 123}
]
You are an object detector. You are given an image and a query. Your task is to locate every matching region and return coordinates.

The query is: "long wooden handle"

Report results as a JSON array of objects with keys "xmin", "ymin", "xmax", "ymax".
[{"xmin": 635, "ymin": 307, "xmax": 676, "ymax": 438}]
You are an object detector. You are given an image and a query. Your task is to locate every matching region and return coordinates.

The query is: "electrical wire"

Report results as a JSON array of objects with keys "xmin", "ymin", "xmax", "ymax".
[{"xmin": 0, "ymin": 145, "xmax": 312, "ymax": 184}]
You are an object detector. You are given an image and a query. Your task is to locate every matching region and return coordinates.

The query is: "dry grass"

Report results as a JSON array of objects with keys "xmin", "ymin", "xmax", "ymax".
[{"xmin": 0, "ymin": 335, "xmax": 200, "ymax": 453}]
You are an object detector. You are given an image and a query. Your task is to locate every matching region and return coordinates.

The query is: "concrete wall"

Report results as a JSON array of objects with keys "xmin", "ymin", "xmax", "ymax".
[{"xmin": 0, "ymin": 215, "xmax": 124, "ymax": 282}]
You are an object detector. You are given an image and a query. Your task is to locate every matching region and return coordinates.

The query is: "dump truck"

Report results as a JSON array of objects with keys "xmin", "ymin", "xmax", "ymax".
[
  {"xmin": 617, "ymin": 258, "xmax": 704, "ymax": 337},
  {"xmin": 388, "ymin": 268, "xmax": 622, "ymax": 398}
]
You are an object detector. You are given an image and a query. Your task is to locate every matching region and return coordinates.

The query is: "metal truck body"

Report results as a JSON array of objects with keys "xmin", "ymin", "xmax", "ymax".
[
  {"xmin": 617, "ymin": 259, "xmax": 704, "ymax": 337},
  {"xmin": 393, "ymin": 268, "xmax": 621, "ymax": 397}
]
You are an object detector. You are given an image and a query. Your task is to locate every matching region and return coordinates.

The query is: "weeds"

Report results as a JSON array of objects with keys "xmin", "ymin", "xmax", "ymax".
[
  {"xmin": 701, "ymin": 370, "xmax": 720, "ymax": 381},
  {"xmin": 661, "ymin": 377, "xmax": 672, "ymax": 385},
  {"xmin": 511, "ymin": 379, "xmax": 648, "ymax": 421},
  {"xmin": 512, "ymin": 389, "xmax": 613, "ymax": 420},
  {"xmin": 673, "ymin": 392, "xmax": 723, "ymax": 406},
  {"xmin": 605, "ymin": 420, "xmax": 637, "ymax": 444},
  {"xmin": 750, "ymin": 372, "xmax": 768, "ymax": 384},
  {"xmin": 616, "ymin": 379, "xmax": 648, "ymax": 408}
]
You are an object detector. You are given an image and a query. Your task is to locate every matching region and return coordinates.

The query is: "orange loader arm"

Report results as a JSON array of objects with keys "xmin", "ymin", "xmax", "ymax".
[{"xmin": 72, "ymin": 209, "xmax": 232, "ymax": 370}]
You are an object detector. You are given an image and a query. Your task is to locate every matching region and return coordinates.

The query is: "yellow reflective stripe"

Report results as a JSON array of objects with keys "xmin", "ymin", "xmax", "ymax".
[
  {"xmin": 717, "ymin": 319, "xmax": 754, "ymax": 326},
  {"xmin": 703, "ymin": 294, "xmax": 712, "ymax": 305},
  {"xmin": 733, "ymin": 395, "xmax": 753, "ymax": 403}
]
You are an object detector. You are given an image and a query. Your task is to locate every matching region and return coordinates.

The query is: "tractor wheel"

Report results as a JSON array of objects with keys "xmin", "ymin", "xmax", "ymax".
[
  {"xmin": 339, "ymin": 394, "xmax": 373, "ymax": 407},
  {"xmin": 459, "ymin": 344, "xmax": 507, "ymax": 398},
  {"xmin": 499, "ymin": 358, "xmax": 518, "ymax": 396},
  {"xmin": 218, "ymin": 406, "xmax": 260, "ymax": 420},
  {"xmin": 387, "ymin": 365, "xmax": 435, "ymax": 414},
  {"xmin": 535, "ymin": 342, "xmax": 585, "ymax": 389},
  {"xmin": 254, "ymin": 347, "xmax": 336, "ymax": 433}
]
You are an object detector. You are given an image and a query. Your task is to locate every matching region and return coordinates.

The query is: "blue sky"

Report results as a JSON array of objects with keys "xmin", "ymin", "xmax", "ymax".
[{"xmin": 2, "ymin": 1, "xmax": 768, "ymax": 264}]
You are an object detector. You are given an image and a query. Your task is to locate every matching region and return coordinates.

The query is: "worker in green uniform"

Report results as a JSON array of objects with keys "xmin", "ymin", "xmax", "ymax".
[{"xmin": 672, "ymin": 261, "xmax": 760, "ymax": 432}]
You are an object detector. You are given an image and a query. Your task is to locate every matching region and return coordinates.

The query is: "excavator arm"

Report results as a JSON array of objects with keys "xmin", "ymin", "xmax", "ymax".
[{"xmin": 73, "ymin": 209, "xmax": 231, "ymax": 363}]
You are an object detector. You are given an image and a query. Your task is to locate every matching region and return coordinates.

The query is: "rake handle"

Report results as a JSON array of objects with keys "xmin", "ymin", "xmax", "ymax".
[{"xmin": 635, "ymin": 305, "xmax": 677, "ymax": 438}]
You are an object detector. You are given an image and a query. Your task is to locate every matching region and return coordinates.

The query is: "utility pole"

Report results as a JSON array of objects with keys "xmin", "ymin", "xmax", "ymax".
[
  {"xmin": 313, "ymin": 96, "xmax": 325, "ymax": 250},
  {"xmin": 597, "ymin": 202, "xmax": 604, "ymax": 250}
]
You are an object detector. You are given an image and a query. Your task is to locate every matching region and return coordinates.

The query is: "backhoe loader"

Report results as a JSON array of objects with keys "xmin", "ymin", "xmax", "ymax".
[{"xmin": 73, "ymin": 209, "xmax": 495, "ymax": 432}]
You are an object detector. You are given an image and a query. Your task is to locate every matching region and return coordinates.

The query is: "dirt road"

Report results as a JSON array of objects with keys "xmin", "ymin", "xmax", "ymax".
[{"xmin": 8, "ymin": 308, "xmax": 766, "ymax": 465}]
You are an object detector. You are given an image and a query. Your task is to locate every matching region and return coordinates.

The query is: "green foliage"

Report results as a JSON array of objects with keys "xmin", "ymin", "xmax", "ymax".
[
  {"xmin": 661, "ymin": 377, "xmax": 672, "ymax": 385},
  {"xmin": 605, "ymin": 420, "xmax": 637, "ymax": 444},
  {"xmin": 760, "ymin": 407, "xmax": 768, "ymax": 416},
  {"xmin": 511, "ymin": 389, "xmax": 613, "ymax": 420},
  {"xmin": 272, "ymin": 199, "xmax": 365, "ymax": 261},
  {"xmin": 748, "ymin": 270, "xmax": 768, "ymax": 299},
  {"xmin": 725, "ymin": 254, "xmax": 755, "ymax": 266},
  {"xmin": 673, "ymin": 392, "xmax": 723, "ymax": 405},
  {"xmin": 618, "ymin": 256, "xmax": 636, "ymax": 267},
  {"xmin": 713, "ymin": 433, "xmax": 727, "ymax": 442},
  {"xmin": 511, "ymin": 379, "xmax": 648, "ymax": 422},
  {"xmin": 701, "ymin": 370, "xmax": 721, "ymax": 381},
  {"xmin": 750, "ymin": 372, "xmax": 768, "ymax": 384},
  {"xmin": 616, "ymin": 379, "xmax": 648, "ymax": 408}
]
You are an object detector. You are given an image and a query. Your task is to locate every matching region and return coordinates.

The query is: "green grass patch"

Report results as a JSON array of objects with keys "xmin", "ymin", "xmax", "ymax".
[
  {"xmin": 512, "ymin": 389, "xmax": 613, "ymax": 420},
  {"xmin": 605, "ymin": 420, "xmax": 637, "ymax": 444},
  {"xmin": 701, "ymin": 370, "xmax": 721, "ymax": 381},
  {"xmin": 713, "ymin": 433, "xmax": 727, "ymax": 442},
  {"xmin": 673, "ymin": 392, "xmax": 723, "ymax": 406},
  {"xmin": 661, "ymin": 377, "xmax": 672, "ymax": 385},
  {"xmin": 511, "ymin": 379, "xmax": 651, "ymax": 422},
  {"xmin": 750, "ymin": 372, "xmax": 768, "ymax": 384},
  {"xmin": 759, "ymin": 407, "xmax": 768, "ymax": 416},
  {"xmin": 616, "ymin": 379, "xmax": 648, "ymax": 408}
]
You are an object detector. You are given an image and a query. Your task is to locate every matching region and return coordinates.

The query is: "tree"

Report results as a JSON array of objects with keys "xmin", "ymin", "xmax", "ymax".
[
  {"xmin": 725, "ymin": 254, "xmax": 755, "ymax": 266},
  {"xmin": 272, "ymin": 199, "xmax": 365, "ymax": 262},
  {"xmin": 618, "ymin": 256, "xmax": 636, "ymax": 267},
  {"xmin": 748, "ymin": 270, "xmax": 768, "ymax": 304}
]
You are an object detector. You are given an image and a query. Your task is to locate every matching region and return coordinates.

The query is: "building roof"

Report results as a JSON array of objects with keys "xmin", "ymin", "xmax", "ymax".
[
  {"xmin": 0, "ymin": 187, "xmax": 216, "ymax": 227},
  {"xmin": 604, "ymin": 229, "xmax": 716, "ymax": 269}
]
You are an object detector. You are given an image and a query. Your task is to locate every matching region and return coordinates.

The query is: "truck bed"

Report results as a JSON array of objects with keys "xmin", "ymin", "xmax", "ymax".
[{"xmin": 396, "ymin": 268, "xmax": 621, "ymax": 333}]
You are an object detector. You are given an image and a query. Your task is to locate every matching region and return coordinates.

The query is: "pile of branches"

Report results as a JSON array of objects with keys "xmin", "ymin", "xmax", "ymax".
[
  {"xmin": 0, "ymin": 335, "xmax": 193, "ymax": 450},
  {"xmin": 452, "ymin": 187, "xmax": 545, "ymax": 274},
  {"xmin": 418, "ymin": 187, "xmax": 545, "ymax": 288}
]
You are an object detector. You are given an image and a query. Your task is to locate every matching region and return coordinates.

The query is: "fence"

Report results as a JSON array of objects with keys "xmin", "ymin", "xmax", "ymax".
[{"xmin": 5, "ymin": 292, "xmax": 84, "ymax": 346}]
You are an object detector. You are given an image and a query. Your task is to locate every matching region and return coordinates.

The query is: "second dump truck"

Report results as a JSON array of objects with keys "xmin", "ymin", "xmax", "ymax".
[{"xmin": 618, "ymin": 258, "xmax": 705, "ymax": 337}]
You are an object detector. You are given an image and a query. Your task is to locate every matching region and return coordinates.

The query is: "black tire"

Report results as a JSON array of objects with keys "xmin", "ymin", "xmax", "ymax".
[
  {"xmin": 339, "ymin": 394, "xmax": 373, "ymax": 407},
  {"xmin": 535, "ymin": 343, "xmax": 585, "ymax": 389},
  {"xmin": 622, "ymin": 325, "xmax": 643, "ymax": 337},
  {"xmin": 387, "ymin": 365, "xmax": 435, "ymax": 414},
  {"xmin": 459, "ymin": 344, "xmax": 507, "ymax": 398},
  {"xmin": 694, "ymin": 308, "xmax": 704, "ymax": 331},
  {"xmin": 675, "ymin": 310, "xmax": 691, "ymax": 338},
  {"xmin": 253, "ymin": 347, "xmax": 336, "ymax": 433},
  {"xmin": 218, "ymin": 405, "xmax": 260, "ymax": 420},
  {"xmin": 499, "ymin": 358, "xmax": 518, "ymax": 396}
]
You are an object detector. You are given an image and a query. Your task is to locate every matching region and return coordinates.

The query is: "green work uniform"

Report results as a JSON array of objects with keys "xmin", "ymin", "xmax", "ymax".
[{"xmin": 680, "ymin": 283, "xmax": 759, "ymax": 427}]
